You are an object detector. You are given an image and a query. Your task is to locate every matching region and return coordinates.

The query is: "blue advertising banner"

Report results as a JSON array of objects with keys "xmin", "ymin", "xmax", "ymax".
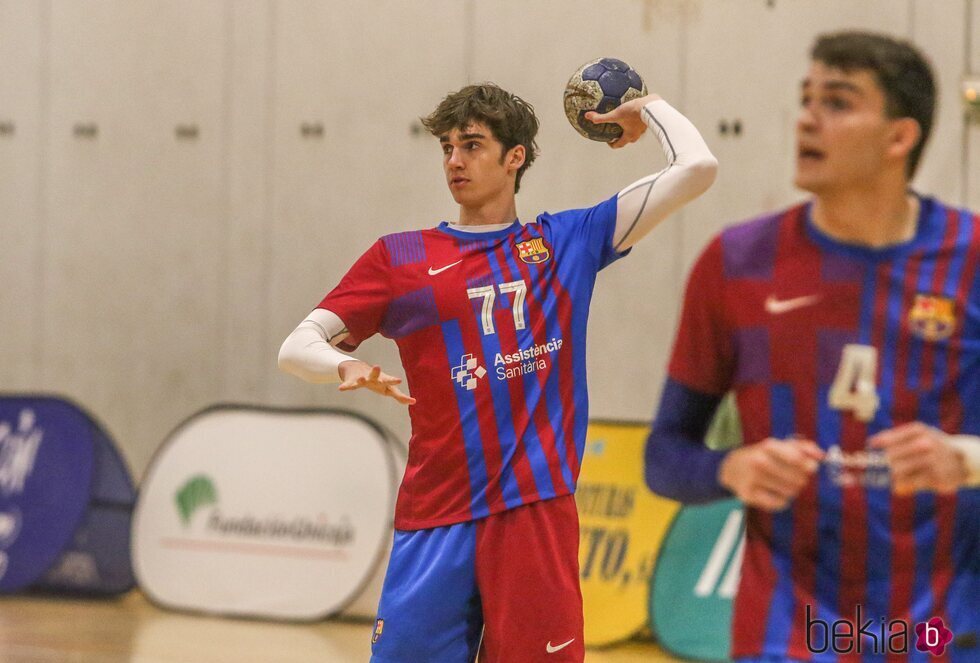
[{"xmin": 0, "ymin": 396, "xmax": 135, "ymax": 595}]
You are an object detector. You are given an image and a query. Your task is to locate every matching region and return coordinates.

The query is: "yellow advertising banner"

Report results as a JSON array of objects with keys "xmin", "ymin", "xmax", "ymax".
[{"xmin": 576, "ymin": 421, "xmax": 680, "ymax": 647}]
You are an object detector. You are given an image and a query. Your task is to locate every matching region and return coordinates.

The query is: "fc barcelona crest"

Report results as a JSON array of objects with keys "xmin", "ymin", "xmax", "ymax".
[
  {"xmin": 908, "ymin": 294, "xmax": 956, "ymax": 341},
  {"xmin": 516, "ymin": 237, "xmax": 551, "ymax": 264},
  {"xmin": 373, "ymin": 618, "xmax": 384, "ymax": 643}
]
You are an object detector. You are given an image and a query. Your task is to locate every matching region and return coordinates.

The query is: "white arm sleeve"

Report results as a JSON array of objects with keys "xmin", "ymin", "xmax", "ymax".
[
  {"xmin": 949, "ymin": 435, "xmax": 980, "ymax": 488},
  {"xmin": 614, "ymin": 99, "xmax": 718, "ymax": 251},
  {"xmin": 277, "ymin": 308, "xmax": 356, "ymax": 384}
]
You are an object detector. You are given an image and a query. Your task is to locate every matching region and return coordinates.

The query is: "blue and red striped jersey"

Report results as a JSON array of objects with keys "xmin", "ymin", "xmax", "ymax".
[
  {"xmin": 670, "ymin": 196, "xmax": 980, "ymax": 661},
  {"xmin": 320, "ymin": 195, "xmax": 626, "ymax": 530}
]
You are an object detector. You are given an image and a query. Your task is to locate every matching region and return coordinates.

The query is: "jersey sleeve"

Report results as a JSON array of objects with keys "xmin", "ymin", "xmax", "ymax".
[
  {"xmin": 646, "ymin": 378, "xmax": 732, "ymax": 502},
  {"xmin": 316, "ymin": 239, "xmax": 391, "ymax": 352},
  {"xmin": 668, "ymin": 236, "xmax": 735, "ymax": 395},
  {"xmin": 548, "ymin": 194, "xmax": 628, "ymax": 272}
]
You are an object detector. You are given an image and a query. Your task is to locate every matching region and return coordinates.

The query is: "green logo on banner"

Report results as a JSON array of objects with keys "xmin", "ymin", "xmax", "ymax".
[
  {"xmin": 175, "ymin": 475, "xmax": 218, "ymax": 525},
  {"xmin": 650, "ymin": 499, "xmax": 744, "ymax": 662}
]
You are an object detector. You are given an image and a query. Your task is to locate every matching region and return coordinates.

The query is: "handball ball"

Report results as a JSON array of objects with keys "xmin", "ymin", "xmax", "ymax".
[{"xmin": 563, "ymin": 57, "xmax": 647, "ymax": 142}]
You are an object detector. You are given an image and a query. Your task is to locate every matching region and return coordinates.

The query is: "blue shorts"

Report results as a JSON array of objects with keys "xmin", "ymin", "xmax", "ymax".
[{"xmin": 370, "ymin": 495, "xmax": 583, "ymax": 663}]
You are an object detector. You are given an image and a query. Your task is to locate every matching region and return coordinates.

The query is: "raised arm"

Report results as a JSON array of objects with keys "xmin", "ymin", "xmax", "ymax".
[{"xmin": 587, "ymin": 96, "xmax": 718, "ymax": 251}]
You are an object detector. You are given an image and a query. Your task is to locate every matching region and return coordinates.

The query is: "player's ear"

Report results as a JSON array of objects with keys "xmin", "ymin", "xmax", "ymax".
[
  {"xmin": 887, "ymin": 117, "xmax": 920, "ymax": 164},
  {"xmin": 507, "ymin": 144, "xmax": 526, "ymax": 173}
]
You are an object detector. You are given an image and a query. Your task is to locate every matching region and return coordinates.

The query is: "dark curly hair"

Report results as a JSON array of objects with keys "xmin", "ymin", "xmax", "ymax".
[
  {"xmin": 422, "ymin": 83, "xmax": 540, "ymax": 193},
  {"xmin": 812, "ymin": 31, "xmax": 936, "ymax": 178}
]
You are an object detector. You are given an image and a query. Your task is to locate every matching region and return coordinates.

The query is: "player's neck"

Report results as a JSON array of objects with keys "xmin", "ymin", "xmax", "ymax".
[
  {"xmin": 811, "ymin": 184, "xmax": 918, "ymax": 249},
  {"xmin": 456, "ymin": 195, "xmax": 518, "ymax": 227}
]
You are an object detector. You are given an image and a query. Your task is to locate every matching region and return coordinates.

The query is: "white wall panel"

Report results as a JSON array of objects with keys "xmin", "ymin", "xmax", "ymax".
[
  {"xmin": 0, "ymin": 1, "xmax": 45, "ymax": 389},
  {"xmin": 44, "ymin": 1, "xmax": 227, "ymax": 474},
  {"xmin": 471, "ymin": 0, "xmax": 688, "ymax": 422},
  {"xmin": 911, "ymin": 0, "xmax": 968, "ymax": 204},
  {"xmin": 680, "ymin": 0, "xmax": 913, "ymax": 276},
  {"xmin": 266, "ymin": 0, "xmax": 467, "ymax": 444},
  {"xmin": 222, "ymin": 2, "xmax": 274, "ymax": 401},
  {"xmin": 967, "ymin": 0, "xmax": 980, "ymax": 211},
  {"xmin": 680, "ymin": 0, "xmax": 792, "ymax": 275}
]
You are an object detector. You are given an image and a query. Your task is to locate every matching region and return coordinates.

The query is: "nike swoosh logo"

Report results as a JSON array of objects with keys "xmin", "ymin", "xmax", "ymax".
[
  {"xmin": 427, "ymin": 260, "xmax": 462, "ymax": 276},
  {"xmin": 764, "ymin": 294, "xmax": 821, "ymax": 315},
  {"xmin": 546, "ymin": 639, "xmax": 575, "ymax": 654}
]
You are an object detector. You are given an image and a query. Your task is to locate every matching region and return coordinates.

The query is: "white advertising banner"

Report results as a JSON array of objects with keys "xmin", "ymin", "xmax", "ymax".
[{"xmin": 132, "ymin": 406, "xmax": 398, "ymax": 620}]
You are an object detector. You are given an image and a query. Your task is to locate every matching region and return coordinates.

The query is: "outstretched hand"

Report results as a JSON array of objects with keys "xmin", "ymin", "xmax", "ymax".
[
  {"xmin": 338, "ymin": 360, "xmax": 416, "ymax": 405},
  {"xmin": 586, "ymin": 93, "xmax": 662, "ymax": 149}
]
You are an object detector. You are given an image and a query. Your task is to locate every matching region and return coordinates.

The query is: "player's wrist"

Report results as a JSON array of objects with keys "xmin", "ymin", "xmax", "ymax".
[
  {"xmin": 717, "ymin": 448, "xmax": 742, "ymax": 493},
  {"xmin": 337, "ymin": 359, "xmax": 364, "ymax": 382},
  {"xmin": 640, "ymin": 97, "xmax": 671, "ymax": 118},
  {"xmin": 947, "ymin": 435, "xmax": 980, "ymax": 487}
]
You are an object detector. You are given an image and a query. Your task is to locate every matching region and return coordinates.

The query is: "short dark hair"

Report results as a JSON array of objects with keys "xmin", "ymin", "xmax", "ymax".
[
  {"xmin": 811, "ymin": 31, "xmax": 936, "ymax": 178},
  {"xmin": 421, "ymin": 83, "xmax": 540, "ymax": 193}
]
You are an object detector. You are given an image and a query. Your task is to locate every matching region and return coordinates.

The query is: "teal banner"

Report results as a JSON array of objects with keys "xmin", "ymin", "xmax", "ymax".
[{"xmin": 650, "ymin": 499, "xmax": 744, "ymax": 662}]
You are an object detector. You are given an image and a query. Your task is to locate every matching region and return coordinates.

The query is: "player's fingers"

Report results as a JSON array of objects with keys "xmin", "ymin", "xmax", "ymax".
[
  {"xmin": 893, "ymin": 469, "xmax": 931, "ymax": 494},
  {"xmin": 767, "ymin": 442, "xmax": 821, "ymax": 474},
  {"xmin": 614, "ymin": 129, "xmax": 645, "ymax": 148},
  {"xmin": 739, "ymin": 450, "xmax": 808, "ymax": 497},
  {"xmin": 367, "ymin": 365, "xmax": 382, "ymax": 381},
  {"xmin": 893, "ymin": 456, "xmax": 960, "ymax": 494},
  {"xmin": 765, "ymin": 459, "xmax": 818, "ymax": 497},
  {"xmin": 888, "ymin": 453, "xmax": 933, "ymax": 482},
  {"xmin": 893, "ymin": 479, "xmax": 917, "ymax": 496},
  {"xmin": 338, "ymin": 380, "xmax": 360, "ymax": 392},
  {"xmin": 758, "ymin": 465, "xmax": 811, "ymax": 497},
  {"xmin": 936, "ymin": 477, "xmax": 961, "ymax": 494},
  {"xmin": 608, "ymin": 135, "xmax": 636, "ymax": 149},
  {"xmin": 881, "ymin": 435, "xmax": 933, "ymax": 465},
  {"xmin": 869, "ymin": 422, "xmax": 931, "ymax": 448},
  {"xmin": 387, "ymin": 386, "xmax": 416, "ymax": 405},
  {"xmin": 586, "ymin": 109, "xmax": 619, "ymax": 125},
  {"xmin": 378, "ymin": 373, "xmax": 403, "ymax": 386},
  {"xmin": 747, "ymin": 487, "xmax": 791, "ymax": 512},
  {"xmin": 793, "ymin": 440, "xmax": 826, "ymax": 462}
]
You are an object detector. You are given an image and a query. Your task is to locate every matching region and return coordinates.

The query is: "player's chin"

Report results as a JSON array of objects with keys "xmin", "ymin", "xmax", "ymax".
[
  {"xmin": 794, "ymin": 158, "xmax": 839, "ymax": 194},
  {"xmin": 793, "ymin": 171, "xmax": 825, "ymax": 194},
  {"xmin": 447, "ymin": 188, "xmax": 466, "ymax": 205},
  {"xmin": 447, "ymin": 186, "xmax": 478, "ymax": 206}
]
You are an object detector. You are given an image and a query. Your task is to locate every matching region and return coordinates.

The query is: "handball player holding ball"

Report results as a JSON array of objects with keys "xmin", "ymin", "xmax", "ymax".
[{"xmin": 280, "ymin": 59, "xmax": 717, "ymax": 662}]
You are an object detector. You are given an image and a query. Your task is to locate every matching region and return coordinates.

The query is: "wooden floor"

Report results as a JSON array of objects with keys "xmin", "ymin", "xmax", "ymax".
[{"xmin": 0, "ymin": 591, "xmax": 683, "ymax": 662}]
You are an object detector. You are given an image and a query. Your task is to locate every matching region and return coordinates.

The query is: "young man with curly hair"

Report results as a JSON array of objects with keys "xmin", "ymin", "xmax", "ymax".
[{"xmin": 281, "ymin": 82, "xmax": 716, "ymax": 662}]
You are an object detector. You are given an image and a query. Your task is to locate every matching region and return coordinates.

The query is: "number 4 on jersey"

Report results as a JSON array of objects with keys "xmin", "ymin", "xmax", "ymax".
[{"xmin": 828, "ymin": 344, "xmax": 880, "ymax": 422}]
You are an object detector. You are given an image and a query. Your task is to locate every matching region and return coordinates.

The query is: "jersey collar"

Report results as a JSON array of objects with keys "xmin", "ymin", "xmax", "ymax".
[
  {"xmin": 803, "ymin": 193, "xmax": 935, "ymax": 261},
  {"xmin": 436, "ymin": 219, "xmax": 523, "ymax": 240}
]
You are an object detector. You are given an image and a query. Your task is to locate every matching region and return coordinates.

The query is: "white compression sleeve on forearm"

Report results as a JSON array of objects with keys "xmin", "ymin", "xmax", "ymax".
[
  {"xmin": 614, "ymin": 99, "xmax": 718, "ymax": 251},
  {"xmin": 948, "ymin": 435, "xmax": 980, "ymax": 487},
  {"xmin": 277, "ymin": 308, "xmax": 355, "ymax": 384}
]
